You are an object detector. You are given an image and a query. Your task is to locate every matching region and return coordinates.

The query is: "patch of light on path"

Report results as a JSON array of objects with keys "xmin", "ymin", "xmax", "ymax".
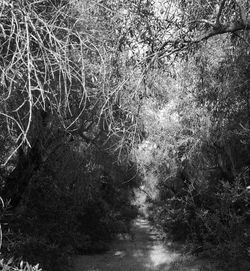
[{"xmin": 149, "ymin": 243, "xmax": 180, "ymax": 267}]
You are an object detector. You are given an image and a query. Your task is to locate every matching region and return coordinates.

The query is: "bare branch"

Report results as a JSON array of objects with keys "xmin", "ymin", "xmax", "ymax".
[{"xmin": 189, "ymin": 19, "xmax": 217, "ymax": 28}]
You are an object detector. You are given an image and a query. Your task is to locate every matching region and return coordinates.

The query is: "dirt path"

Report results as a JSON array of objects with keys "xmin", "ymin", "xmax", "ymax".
[{"xmin": 73, "ymin": 218, "xmax": 215, "ymax": 271}]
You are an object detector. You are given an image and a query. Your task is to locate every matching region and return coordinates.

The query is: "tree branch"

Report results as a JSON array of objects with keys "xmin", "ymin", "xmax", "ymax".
[
  {"xmin": 195, "ymin": 21, "xmax": 250, "ymax": 42},
  {"xmin": 216, "ymin": 0, "xmax": 227, "ymax": 25},
  {"xmin": 189, "ymin": 19, "xmax": 217, "ymax": 28}
]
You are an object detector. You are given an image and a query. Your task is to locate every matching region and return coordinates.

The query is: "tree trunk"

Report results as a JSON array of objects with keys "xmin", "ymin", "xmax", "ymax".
[
  {"xmin": 2, "ymin": 141, "xmax": 42, "ymax": 209},
  {"xmin": 1, "ymin": 110, "xmax": 50, "ymax": 209}
]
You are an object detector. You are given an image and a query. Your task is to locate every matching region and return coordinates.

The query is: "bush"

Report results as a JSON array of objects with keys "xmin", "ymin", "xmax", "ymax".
[
  {"xmin": 150, "ymin": 177, "xmax": 250, "ymax": 265},
  {"xmin": 1, "ymin": 146, "xmax": 139, "ymax": 270}
]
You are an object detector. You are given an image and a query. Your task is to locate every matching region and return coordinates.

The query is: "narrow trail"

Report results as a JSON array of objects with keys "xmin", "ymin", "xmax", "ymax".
[{"xmin": 73, "ymin": 218, "xmax": 212, "ymax": 271}]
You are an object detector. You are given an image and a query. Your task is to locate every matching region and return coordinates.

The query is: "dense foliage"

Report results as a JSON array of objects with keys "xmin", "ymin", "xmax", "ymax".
[
  {"xmin": 1, "ymin": 144, "xmax": 139, "ymax": 270},
  {"xmin": 0, "ymin": 0, "xmax": 141, "ymax": 270},
  {"xmin": 136, "ymin": 16, "xmax": 250, "ymax": 270},
  {"xmin": 1, "ymin": 0, "xmax": 250, "ymax": 270}
]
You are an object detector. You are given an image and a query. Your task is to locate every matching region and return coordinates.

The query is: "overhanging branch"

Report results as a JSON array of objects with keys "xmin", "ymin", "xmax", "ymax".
[{"xmin": 196, "ymin": 21, "xmax": 250, "ymax": 42}]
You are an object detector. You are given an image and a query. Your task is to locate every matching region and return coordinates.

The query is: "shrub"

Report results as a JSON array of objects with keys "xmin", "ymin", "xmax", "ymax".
[
  {"xmin": 1, "ymin": 146, "xmax": 139, "ymax": 270},
  {"xmin": 150, "ymin": 177, "xmax": 250, "ymax": 265}
]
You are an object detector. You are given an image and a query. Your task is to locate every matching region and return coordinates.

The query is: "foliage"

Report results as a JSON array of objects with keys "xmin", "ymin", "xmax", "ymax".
[
  {"xmin": 1, "ymin": 0, "xmax": 250, "ymax": 270},
  {"xmin": 0, "ymin": 258, "xmax": 41, "ymax": 271},
  {"xmin": 150, "ymin": 178, "xmax": 250, "ymax": 261},
  {"xmin": 0, "ymin": 0, "xmax": 142, "ymax": 270},
  {"xmin": 135, "ymin": 16, "xmax": 250, "ymax": 267},
  {"xmin": 0, "ymin": 0, "xmax": 85, "ymax": 161},
  {"xmin": 0, "ymin": 0, "xmax": 145, "ymax": 168},
  {"xmin": 1, "ymin": 143, "xmax": 139, "ymax": 270}
]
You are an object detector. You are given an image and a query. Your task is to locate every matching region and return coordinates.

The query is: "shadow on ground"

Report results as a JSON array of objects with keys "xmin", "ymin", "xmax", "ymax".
[{"xmin": 73, "ymin": 218, "xmax": 220, "ymax": 271}]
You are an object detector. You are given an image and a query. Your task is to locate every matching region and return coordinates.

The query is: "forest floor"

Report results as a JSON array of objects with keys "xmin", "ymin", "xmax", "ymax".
[{"xmin": 73, "ymin": 217, "xmax": 219, "ymax": 271}]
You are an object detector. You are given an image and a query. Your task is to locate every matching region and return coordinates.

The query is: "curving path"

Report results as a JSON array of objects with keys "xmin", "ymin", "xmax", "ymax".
[{"xmin": 73, "ymin": 218, "xmax": 218, "ymax": 271}]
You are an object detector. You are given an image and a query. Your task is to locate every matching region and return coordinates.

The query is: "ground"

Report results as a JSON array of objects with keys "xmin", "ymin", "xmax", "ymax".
[{"xmin": 73, "ymin": 218, "xmax": 219, "ymax": 271}]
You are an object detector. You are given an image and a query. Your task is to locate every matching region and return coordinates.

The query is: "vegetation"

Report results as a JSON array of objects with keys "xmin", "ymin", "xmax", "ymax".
[
  {"xmin": 0, "ymin": 0, "xmax": 141, "ymax": 270},
  {"xmin": 0, "ymin": 0, "xmax": 250, "ymax": 270},
  {"xmin": 134, "ymin": 1, "xmax": 250, "ymax": 268}
]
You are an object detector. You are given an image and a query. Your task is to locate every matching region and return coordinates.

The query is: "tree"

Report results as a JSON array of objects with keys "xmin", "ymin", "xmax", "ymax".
[
  {"xmin": 0, "ymin": 0, "xmax": 145, "ymax": 208},
  {"xmin": 133, "ymin": 1, "xmax": 250, "ymax": 261},
  {"xmin": 0, "ymin": 2, "xmax": 143, "ymax": 269}
]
